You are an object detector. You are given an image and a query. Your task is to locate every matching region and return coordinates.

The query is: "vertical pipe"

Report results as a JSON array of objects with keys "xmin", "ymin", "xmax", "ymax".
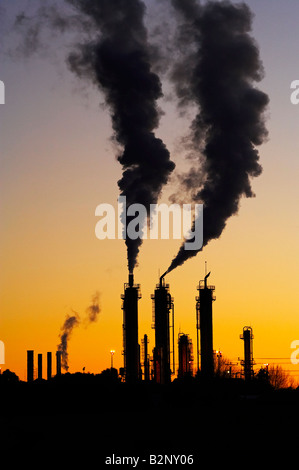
[
  {"xmin": 172, "ymin": 301, "xmax": 175, "ymax": 375},
  {"xmin": 196, "ymin": 301, "xmax": 200, "ymax": 373},
  {"xmin": 143, "ymin": 334, "xmax": 149, "ymax": 381}
]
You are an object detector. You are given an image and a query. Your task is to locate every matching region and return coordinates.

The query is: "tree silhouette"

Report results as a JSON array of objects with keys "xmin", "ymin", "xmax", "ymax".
[
  {"xmin": 268, "ymin": 365, "xmax": 293, "ymax": 389},
  {"xmin": 0, "ymin": 369, "xmax": 19, "ymax": 383}
]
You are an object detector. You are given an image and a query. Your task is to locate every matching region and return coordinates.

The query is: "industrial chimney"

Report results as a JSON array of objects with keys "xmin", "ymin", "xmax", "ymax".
[
  {"xmin": 38, "ymin": 353, "xmax": 43, "ymax": 380},
  {"xmin": 240, "ymin": 326, "xmax": 254, "ymax": 381},
  {"xmin": 56, "ymin": 350, "xmax": 62, "ymax": 376},
  {"xmin": 196, "ymin": 272, "xmax": 216, "ymax": 379},
  {"xmin": 27, "ymin": 350, "xmax": 34, "ymax": 382},
  {"xmin": 152, "ymin": 274, "xmax": 174, "ymax": 384},
  {"xmin": 47, "ymin": 352, "xmax": 52, "ymax": 380},
  {"xmin": 121, "ymin": 273, "xmax": 141, "ymax": 383}
]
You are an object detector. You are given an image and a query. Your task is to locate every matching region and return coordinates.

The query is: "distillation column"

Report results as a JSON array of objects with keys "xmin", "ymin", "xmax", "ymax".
[
  {"xmin": 152, "ymin": 274, "xmax": 174, "ymax": 384},
  {"xmin": 240, "ymin": 326, "xmax": 254, "ymax": 381},
  {"xmin": 122, "ymin": 273, "xmax": 141, "ymax": 383},
  {"xmin": 196, "ymin": 272, "xmax": 216, "ymax": 379}
]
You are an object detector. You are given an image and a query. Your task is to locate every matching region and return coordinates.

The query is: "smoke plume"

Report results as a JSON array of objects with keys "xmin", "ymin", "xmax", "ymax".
[
  {"xmin": 12, "ymin": 1, "xmax": 175, "ymax": 273},
  {"xmin": 84, "ymin": 291, "xmax": 101, "ymax": 324},
  {"xmin": 66, "ymin": 0, "xmax": 175, "ymax": 273},
  {"xmin": 165, "ymin": 0, "xmax": 269, "ymax": 274},
  {"xmin": 11, "ymin": 0, "xmax": 268, "ymax": 275},
  {"xmin": 57, "ymin": 292, "xmax": 101, "ymax": 371},
  {"xmin": 58, "ymin": 312, "xmax": 80, "ymax": 371}
]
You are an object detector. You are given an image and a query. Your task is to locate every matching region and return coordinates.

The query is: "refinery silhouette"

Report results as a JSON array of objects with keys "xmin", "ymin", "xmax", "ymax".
[
  {"xmin": 22, "ymin": 271, "xmax": 252, "ymax": 386},
  {"xmin": 1, "ymin": 270, "xmax": 299, "ymax": 453},
  {"xmin": 2, "ymin": 0, "xmax": 299, "ymax": 457}
]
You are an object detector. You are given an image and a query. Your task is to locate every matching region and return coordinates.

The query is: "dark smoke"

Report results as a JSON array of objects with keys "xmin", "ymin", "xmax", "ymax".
[
  {"xmin": 166, "ymin": 0, "xmax": 269, "ymax": 274},
  {"xmin": 66, "ymin": 0, "xmax": 175, "ymax": 273},
  {"xmin": 57, "ymin": 292, "xmax": 101, "ymax": 370},
  {"xmin": 12, "ymin": 2, "xmax": 176, "ymax": 273},
  {"xmin": 10, "ymin": 0, "xmax": 268, "ymax": 275},
  {"xmin": 84, "ymin": 291, "xmax": 101, "ymax": 324},
  {"xmin": 58, "ymin": 312, "xmax": 80, "ymax": 371},
  {"xmin": 11, "ymin": 3, "xmax": 90, "ymax": 59}
]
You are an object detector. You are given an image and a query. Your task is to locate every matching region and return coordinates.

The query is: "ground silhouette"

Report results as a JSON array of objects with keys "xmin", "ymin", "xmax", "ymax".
[{"xmin": 1, "ymin": 370, "xmax": 299, "ymax": 452}]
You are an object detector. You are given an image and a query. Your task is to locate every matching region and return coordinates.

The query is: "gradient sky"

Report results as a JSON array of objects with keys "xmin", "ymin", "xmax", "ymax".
[{"xmin": 1, "ymin": 0, "xmax": 299, "ymax": 382}]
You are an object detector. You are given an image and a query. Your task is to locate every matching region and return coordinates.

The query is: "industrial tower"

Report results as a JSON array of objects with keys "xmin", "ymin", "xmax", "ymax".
[
  {"xmin": 196, "ymin": 272, "xmax": 216, "ymax": 379},
  {"xmin": 122, "ymin": 273, "xmax": 141, "ymax": 383},
  {"xmin": 240, "ymin": 326, "xmax": 254, "ymax": 381},
  {"xmin": 152, "ymin": 274, "xmax": 174, "ymax": 384}
]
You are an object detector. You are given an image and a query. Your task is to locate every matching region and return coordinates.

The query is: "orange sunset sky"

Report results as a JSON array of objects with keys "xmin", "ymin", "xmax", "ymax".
[{"xmin": 1, "ymin": 0, "xmax": 299, "ymax": 382}]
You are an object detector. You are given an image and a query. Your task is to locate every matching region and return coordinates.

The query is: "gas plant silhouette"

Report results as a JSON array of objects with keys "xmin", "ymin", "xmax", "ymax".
[{"xmin": 3, "ymin": 0, "xmax": 299, "ymax": 453}]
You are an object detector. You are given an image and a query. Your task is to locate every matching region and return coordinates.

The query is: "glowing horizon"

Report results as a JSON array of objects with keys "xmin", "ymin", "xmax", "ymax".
[{"xmin": 1, "ymin": 0, "xmax": 299, "ymax": 385}]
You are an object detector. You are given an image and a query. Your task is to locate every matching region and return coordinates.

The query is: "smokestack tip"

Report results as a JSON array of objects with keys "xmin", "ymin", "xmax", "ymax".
[
  {"xmin": 159, "ymin": 270, "xmax": 168, "ymax": 286},
  {"xmin": 204, "ymin": 271, "xmax": 211, "ymax": 288},
  {"xmin": 128, "ymin": 273, "xmax": 134, "ymax": 287}
]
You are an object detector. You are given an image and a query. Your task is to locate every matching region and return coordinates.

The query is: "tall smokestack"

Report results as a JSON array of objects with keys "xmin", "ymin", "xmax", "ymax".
[
  {"xmin": 47, "ymin": 352, "xmax": 52, "ymax": 381},
  {"xmin": 56, "ymin": 350, "xmax": 62, "ymax": 376},
  {"xmin": 166, "ymin": 0, "xmax": 269, "ymax": 274},
  {"xmin": 196, "ymin": 272, "xmax": 215, "ymax": 380},
  {"xmin": 122, "ymin": 274, "xmax": 141, "ymax": 383},
  {"xmin": 152, "ymin": 276, "xmax": 174, "ymax": 384},
  {"xmin": 27, "ymin": 350, "xmax": 34, "ymax": 382},
  {"xmin": 38, "ymin": 353, "xmax": 43, "ymax": 380}
]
